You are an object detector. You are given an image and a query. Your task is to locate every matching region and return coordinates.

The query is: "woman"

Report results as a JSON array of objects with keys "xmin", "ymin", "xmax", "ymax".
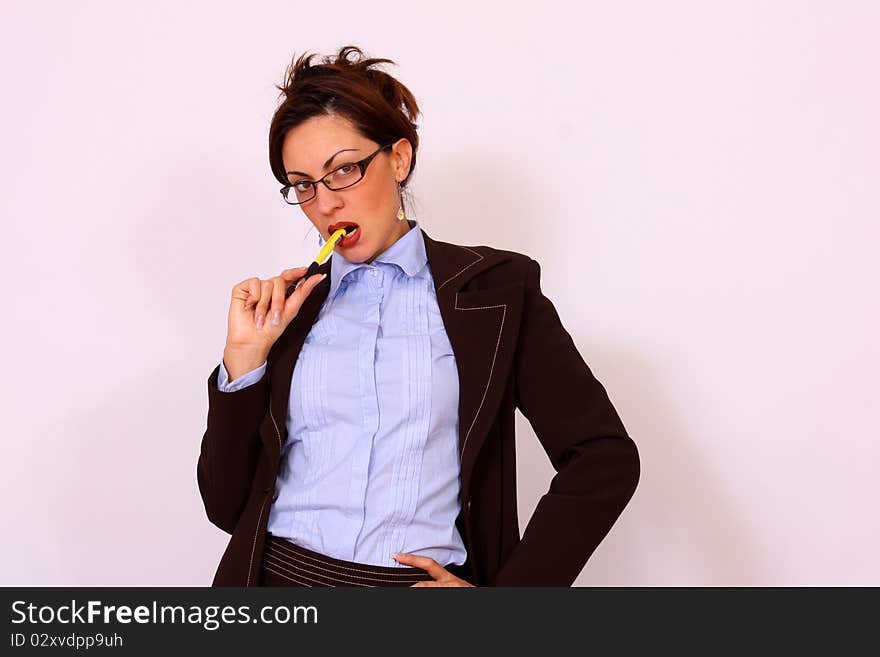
[{"xmin": 197, "ymin": 45, "xmax": 640, "ymax": 587}]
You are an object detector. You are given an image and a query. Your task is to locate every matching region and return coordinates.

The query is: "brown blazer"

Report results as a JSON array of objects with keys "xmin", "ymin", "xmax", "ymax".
[{"xmin": 197, "ymin": 226, "xmax": 640, "ymax": 586}]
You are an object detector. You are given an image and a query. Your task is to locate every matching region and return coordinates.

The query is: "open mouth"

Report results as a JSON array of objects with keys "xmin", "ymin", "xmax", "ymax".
[{"xmin": 329, "ymin": 223, "xmax": 360, "ymax": 248}]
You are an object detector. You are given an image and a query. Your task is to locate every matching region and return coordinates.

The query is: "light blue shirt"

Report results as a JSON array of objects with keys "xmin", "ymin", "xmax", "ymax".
[{"xmin": 217, "ymin": 220, "xmax": 467, "ymax": 568}]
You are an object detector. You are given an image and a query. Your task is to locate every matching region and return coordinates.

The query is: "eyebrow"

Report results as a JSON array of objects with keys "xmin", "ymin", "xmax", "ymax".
[{"xmin": 286, "ymin": 148, "xmax": 361, "ymax": 179}]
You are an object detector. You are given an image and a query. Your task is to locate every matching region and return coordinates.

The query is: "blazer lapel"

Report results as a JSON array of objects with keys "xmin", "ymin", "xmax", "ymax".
[
  {"xmin": 420, "ymin": 230, "xmax": 525, "ymax": 502},
  {"xmin": 261, "ymin": 226, "xmax": 525, "ymax": 503},
  {"xmin": 261, "ymin": 264, "xmax": 331, "ymax": 470}
]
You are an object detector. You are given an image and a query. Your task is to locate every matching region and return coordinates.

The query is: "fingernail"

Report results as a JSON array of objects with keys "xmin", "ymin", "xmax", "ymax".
[
  {"xmin": 391, "ymin": 553, "xmax": 401, "ymax": 560},
  {"xmin": 256, "ymin": 314, "xmax": 264, "ymax": 330},
  {"xmin": 272, "ymin": 310, "xmax": 280, "ymax": 326}
]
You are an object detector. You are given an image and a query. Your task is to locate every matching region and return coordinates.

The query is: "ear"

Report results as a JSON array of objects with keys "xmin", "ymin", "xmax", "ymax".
[{"xmin": 391, "ymin": 138, "xmax": 413, "ymax": 182}]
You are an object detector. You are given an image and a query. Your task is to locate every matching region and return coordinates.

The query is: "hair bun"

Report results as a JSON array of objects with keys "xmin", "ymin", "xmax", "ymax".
[{"xmin": 269, "ymin": 44, "xmax": 422, "ymax": 189}]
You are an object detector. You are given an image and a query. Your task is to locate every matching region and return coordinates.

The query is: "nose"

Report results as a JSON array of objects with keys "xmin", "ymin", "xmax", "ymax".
[{"xmin": 313, "ymin": 183, "xmax": 345, "ymax": 216}]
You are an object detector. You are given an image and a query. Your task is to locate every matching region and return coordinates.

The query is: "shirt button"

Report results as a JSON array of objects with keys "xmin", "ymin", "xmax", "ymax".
[{"xmin": 371, "ymin": 269, "xmax": 378, "ymax": 277}]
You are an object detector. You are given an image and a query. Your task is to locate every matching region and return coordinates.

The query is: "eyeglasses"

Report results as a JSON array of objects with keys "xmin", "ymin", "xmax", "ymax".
[{"xmin": 280, "ymin": 142, "xmax": 395, "ymax": 205}]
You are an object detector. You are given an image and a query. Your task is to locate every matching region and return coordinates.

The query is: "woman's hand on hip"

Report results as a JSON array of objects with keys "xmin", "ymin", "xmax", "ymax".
[{"xmin": 392, "ymin": 553, "xmax": 476, "ymax": 587}]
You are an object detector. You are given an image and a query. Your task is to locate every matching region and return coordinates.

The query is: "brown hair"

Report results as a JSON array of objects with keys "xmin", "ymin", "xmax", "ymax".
[{"xmin": 268, "ymin": 45, "xmax": 421, "ymax": 193}]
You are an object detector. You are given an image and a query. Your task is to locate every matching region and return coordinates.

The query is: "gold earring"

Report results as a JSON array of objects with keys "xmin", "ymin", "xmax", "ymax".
[{"xmin": 397, "ymin": 182, "xmax": 406, "ymax": 221}]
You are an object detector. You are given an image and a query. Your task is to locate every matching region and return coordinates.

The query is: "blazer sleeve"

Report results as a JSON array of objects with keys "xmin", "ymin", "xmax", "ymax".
[
  {"xmin": 490, "ymin": 257, "xmax": 640, "ymax": 586},
  {"xmin": 196, "ymin": 363, "xmax": 270, "ymax": 534}
]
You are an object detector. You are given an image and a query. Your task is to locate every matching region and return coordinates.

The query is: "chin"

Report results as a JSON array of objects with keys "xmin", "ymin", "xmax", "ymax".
[{"xmin": 348, "ymin": 245, "xmax": 374, "ymax": 263}]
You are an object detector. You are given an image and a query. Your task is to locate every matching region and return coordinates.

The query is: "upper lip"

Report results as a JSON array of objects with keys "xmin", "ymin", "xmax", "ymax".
[{"xmin": 328, "ymin": 221, "xmax": 359, "ymax": 235}]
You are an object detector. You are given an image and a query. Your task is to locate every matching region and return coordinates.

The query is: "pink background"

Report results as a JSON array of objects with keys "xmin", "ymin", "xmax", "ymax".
[{"xmin": 1, "ymin": 1, "xmax": 877, "ymax": 585}]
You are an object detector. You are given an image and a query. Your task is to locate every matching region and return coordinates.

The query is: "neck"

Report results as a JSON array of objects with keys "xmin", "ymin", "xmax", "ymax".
[{"xmin": 365, "ymin": 220, "xmax": 412, "ymax": 264}]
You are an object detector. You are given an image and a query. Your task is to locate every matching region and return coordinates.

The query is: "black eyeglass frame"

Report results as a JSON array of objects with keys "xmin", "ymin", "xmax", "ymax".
[{"xmin": 280, "ymin": 142, "xmax": 396, "ymax": 205}]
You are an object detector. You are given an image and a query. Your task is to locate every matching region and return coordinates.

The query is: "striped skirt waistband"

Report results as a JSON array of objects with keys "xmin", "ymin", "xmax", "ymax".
[{"xmin": 260, "ymin": 533, "xmax": 437, "ymax": 587}]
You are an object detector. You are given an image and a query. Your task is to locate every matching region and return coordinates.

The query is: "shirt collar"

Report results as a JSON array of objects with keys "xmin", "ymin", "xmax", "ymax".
[{"xmin": 327, "ymin": 219, "xmax": 427, "ymax": 301}]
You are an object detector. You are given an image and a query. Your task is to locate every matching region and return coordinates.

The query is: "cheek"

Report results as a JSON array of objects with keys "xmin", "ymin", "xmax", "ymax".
[
  {"xmin": 352, "ymin": 178, "xmax": 396, "ymax": 214},
  {"xmin": 301, "ymin": 208, "xmax": 321, "ymax": 229}
]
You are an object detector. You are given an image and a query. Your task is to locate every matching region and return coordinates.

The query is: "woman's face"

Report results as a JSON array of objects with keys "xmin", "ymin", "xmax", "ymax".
[{"xmin": 281, "ymin": 113, "xmax": 413, "ymax": 265}]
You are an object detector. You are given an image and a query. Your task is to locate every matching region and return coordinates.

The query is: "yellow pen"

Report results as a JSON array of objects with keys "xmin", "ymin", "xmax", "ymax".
[{"xmin": 284, "ymin": 226, "xmax": 356, "ymax": 298}]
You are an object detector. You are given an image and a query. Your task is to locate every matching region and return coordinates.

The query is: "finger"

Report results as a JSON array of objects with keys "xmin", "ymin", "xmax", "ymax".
[
  {"xmin": 255, "ymin": 280, "xmax": 273, "ymax": 329},
  {"xmin": 269, "ymin": 277, "xmax": 285, "ymax": 327},
  {"xmin": 410, "ymin": 581, "xmax": 444, "ymax": 587},
  {"xmin": 282, "ymin": 273, "xmax": 326, "ymax": 323},
  {"xmin": 235, "ymin": 277, "xmax": 261, "ymax": 311},
  {"xmin": 392, "ymin": 553, "xmax": 447, "ymax": 579},
  {"xmin": 286, "ymin": 269, "xmax": 320, "ymax": 297},
  {"xmin": 279, "ymin": 266, "xmax": 308, "ymax": 282},
  {"xmin": 231, "ymin": 278, "xmax": 251, "ymax": 305}
]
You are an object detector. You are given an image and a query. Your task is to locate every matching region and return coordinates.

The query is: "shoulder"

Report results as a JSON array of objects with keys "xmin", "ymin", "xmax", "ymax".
[
  {"xmin": 464, "ymin": 242, "xmax": 533, "ymax": 264},
  {"xmin": 420, "ymin": 226, "xmax": 543, "ymax": 291},
  {"xmin": 450, "ymin": 241, "xmax": 537, "ymax": 286}
]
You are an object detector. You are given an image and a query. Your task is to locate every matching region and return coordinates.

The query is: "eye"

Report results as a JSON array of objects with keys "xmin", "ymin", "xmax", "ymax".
[
  {"xmin": 335, "ymin": 164, "xmax": 356, "ymax": 175},
  {"xmin": 292, "ymin": 180, "xmax": 313, "ymax": 193}
]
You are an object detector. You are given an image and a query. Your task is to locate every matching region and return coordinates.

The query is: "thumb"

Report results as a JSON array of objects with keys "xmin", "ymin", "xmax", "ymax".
[{"xmin": 282, "ymin": 272, "xmax": 326, "ymax": 323}]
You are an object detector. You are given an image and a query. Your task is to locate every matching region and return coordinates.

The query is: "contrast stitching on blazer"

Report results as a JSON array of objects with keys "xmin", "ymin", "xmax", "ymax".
[
  {"xmin": 269, "ymin": 404, "xmax": 282, "ymax": 450},
  {"xmin": 263, "ymin": 558, "xmax": 425, "ymax": 587},
  {"xmin": 267, "ymin": 539, "xmax": 427, "ymax": 577},
  {"xmin": 262, "ymin": 564, "xmax": 316, "ymax": 587},
  {"xmin": 246, "ymin": 494, "xmax": 270, "ymax": 587},
  {"xmin": 437, "ymin": 247, "xmax": 483, "ymax": 290},
  {"xmin": 264, "ymin": 560, "xmax": 411, "ymax": 588},
  {"xmin": 454, "ymin": 296, "xmax": 507, "ymax": 461},
  {"xmin": 263, "ymin": 548, "xmax": 427, "ymax": 585},
  {"xmin": 264, "ymin": 559, "xmax": 360, "ymax": 587},
  {"xmin": 263, "ymin": 552, "xmax": 364, "ymax": 586},
  {"xmin": 265, "ymin": 546, "xmax": 408, "ymax": 582}
]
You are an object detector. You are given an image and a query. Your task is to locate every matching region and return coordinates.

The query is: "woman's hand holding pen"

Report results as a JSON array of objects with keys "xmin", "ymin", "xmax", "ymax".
[{"xmin": 223, "ymin": 267, "xmax": 326, "ymax": 380}]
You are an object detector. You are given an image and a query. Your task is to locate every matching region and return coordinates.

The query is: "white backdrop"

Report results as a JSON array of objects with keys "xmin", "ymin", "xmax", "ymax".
[{"xmin": 1, "ymin": 0, "xmax": 877, "ymax": 586}]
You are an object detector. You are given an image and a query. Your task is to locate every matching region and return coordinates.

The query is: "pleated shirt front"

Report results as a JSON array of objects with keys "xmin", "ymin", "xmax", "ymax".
[{"xmin": 219, "ymin": 220, "xmax": 467, "ymax": 568}]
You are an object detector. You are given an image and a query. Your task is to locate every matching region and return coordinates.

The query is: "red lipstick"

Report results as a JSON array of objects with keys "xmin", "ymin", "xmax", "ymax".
[{"xmin": 328, "ymin": 222, "xmax": 360, "ymax": 248}]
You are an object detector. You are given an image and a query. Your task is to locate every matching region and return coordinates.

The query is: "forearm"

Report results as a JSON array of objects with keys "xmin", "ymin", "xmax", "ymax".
[
  {"xmin": 498, "ymin": 256, "xmax": 640, "ymax": 585},
  {"xmin": 197, "ymin": 363, "xmax": 270, "ymax": 533},
  {"xmin": 490, "ymin": 435, "xmax": 640, "ymax": 586},
  {"xmin": 223, "ymin": 345, "xmax": 268, "ymax": 383}
]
